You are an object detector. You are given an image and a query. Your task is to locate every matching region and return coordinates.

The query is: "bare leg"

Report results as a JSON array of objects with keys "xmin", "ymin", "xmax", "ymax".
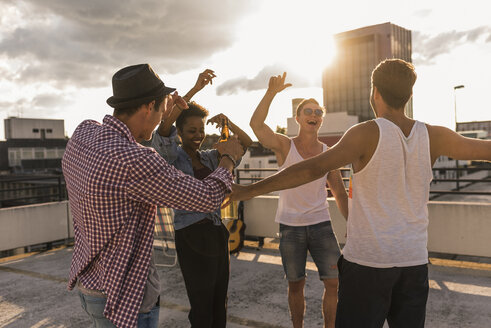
[
  {"xmin": 322, "ymin": 278, "xmax": 338, "ymax": 328},
  {"xmin": 288, "ymin": 279, "xmax": 306, "ymax": 328}
]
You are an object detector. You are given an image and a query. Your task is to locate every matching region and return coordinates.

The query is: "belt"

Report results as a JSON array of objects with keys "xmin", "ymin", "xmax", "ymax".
[{"xmin": 77, "ymin": 280, "xmax": 106, "ymax": 298}]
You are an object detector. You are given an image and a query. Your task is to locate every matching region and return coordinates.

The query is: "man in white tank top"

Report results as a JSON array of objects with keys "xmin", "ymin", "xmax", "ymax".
[
  {"xmin": 230, "ymin": 59, "xmax": 491, "ymax": 328},
  {"xmin": 250, "ymin": 73, "xmax": 348, "ymax": 328}
]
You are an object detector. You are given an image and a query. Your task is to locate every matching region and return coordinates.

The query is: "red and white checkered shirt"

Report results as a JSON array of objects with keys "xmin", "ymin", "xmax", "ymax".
[{"xmin": 62, "ymin": 115, "xmax": 232, "ymax": 328}]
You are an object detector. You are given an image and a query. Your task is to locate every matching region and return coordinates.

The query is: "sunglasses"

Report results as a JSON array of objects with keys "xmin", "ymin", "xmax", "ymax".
[{"xmin": 303, "ymin": 107, "xmax": 324, "ymax": 117}]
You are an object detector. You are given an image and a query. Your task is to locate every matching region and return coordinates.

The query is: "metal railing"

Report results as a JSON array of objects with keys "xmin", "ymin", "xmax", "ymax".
[
  {"xmin": 0, "ymin": 175, "xmax": 67, "ymax": 208},
  {"xmin": 0, "ymin": 166, "xmax": 489, "ymax": 209},
  {"xmin": 236, "ymin": 167, "xmax": 491, "ymax": 197}
]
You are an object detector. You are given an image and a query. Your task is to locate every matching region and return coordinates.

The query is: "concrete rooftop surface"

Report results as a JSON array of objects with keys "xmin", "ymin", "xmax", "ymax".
[{"xmin": 1, "ymin": 241, "xmax": 491, "ymax": 328}]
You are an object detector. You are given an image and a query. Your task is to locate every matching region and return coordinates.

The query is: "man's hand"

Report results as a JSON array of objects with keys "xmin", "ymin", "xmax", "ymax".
[
  {"xmin": 267, "ymin": 72, "xmax": 292, "ymax": 94},
  {"xmin": 162, "ymin": 91, "xmax": 188, "ymax": 121},
  {"xmin": 214, "ymin": 135, "xmax": 244, "ymax": 162},
  {"xmin": 222, "ymin": 184, "xmax": 253, "ymax": 207},
  {"xmin": 192, "ymin": 69, "xmax": 216, "ymax": 93}
]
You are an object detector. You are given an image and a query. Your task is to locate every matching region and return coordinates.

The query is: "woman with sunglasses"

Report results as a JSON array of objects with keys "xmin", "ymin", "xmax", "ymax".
[{"xmin": 250, "ymin": 73, "xmax": 348, "ymax": 328}]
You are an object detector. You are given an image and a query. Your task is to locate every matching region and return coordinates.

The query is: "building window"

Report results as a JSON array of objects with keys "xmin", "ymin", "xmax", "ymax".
[
  {"xmin": 244, "ymin": 164, "xmax": 250, "ymax": 169},
  {"xmin": 8, "ymin": 148, "xmax": 21, "ymax": 166},
  {"xmin": 47, "ymin": 129, "xmax": 53, "ymax": 133},
  {"xmin": 33, "ymin": 129, "xmax": 39, "ymax": 133},
  {"xmin": 35, "ymin": 148, "xmax": 45, "ymax": 159},
  {"xmin": 46, "ymin": 149, "xmax": 57, "ymax": 159},
  {"xmin": 268, "ymin": 159, "xmax": 277, "ymax": 164},
  {"xmin": 21, "ymin": 148, "xmax": 34, "ymax": 160}
]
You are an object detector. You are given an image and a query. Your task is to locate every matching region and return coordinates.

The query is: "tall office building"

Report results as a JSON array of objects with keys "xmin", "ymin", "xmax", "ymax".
[{"xmin": 323, "ymin": 22, "xmax": 412, "ymax": 122}]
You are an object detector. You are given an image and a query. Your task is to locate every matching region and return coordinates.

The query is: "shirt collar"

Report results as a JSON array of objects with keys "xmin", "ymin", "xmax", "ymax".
[{"xmin": 103, "ymin": 115, "xmax": 137, "ymax": 144}]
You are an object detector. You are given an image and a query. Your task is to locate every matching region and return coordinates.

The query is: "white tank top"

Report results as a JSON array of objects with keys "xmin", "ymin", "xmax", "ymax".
[
  {"xmin": 275, "ymin": 140, "xmax": 330, "ymax": 226},
  {"xmin": 343, "ymin": 118, "xmax": 433, "ymax": 268}
]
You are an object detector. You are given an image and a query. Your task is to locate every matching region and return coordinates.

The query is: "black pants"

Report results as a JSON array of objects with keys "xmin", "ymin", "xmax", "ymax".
[
  {"xmin": 175, "ymin": 220, "xmax": 230, "ymax": 328},
  {"xmin": 336, "ymin": 256, "xmax": 429, "ymax": 328}
]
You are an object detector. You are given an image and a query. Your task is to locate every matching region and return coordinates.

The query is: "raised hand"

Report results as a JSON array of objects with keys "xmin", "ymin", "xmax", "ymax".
[
  {"xmin": 162, "ymin": 91, "xmax": 188, "ymax": 121},
  {"xmin": 267, "ymin": 72, "xmax": 292, "ymax": 94},
  {"xmin": 193, "ymin": 69, "xmax": 216, "ymax": 92},
  {"xmin": 206, "ymin": 113, "xmax": 229, "ymax": 129}
]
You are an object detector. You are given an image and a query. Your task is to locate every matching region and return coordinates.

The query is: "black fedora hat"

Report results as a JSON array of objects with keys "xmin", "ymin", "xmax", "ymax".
[{"xmin": 106, "ymin": 64, "xmax": 176, "ymax": 109}]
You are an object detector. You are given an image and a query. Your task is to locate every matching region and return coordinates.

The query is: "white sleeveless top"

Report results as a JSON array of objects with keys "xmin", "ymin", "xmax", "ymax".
[
  {"xmin": 275, "ymin": 140, "xmax": 330, "ymax": 226},
  {"xmin": 342, "ymin": 118, "xmax": 433, "ymax": 268}
]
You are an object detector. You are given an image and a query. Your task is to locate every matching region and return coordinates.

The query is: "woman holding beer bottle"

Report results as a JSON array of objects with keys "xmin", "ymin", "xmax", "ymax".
[{"xmin": 151, "ymin": 69, "xmax": 252, "ymax": 328}]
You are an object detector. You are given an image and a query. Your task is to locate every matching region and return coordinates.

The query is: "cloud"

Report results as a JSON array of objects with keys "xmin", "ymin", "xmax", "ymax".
[
  {"xmin": 0, "ymin": 93, "xmax": 70, "ymax": 117},
  {"xmin": 216, "ymin": 64, "xmax": 314, "ymax": 96},
  {"xmin": 413, "ymin": 26, "xmax": 491, "ymax": 65},
  {"xmin": 32, "ymin": 93, "xmax": 70, "ymax": 109},
  {"xmin": 0, "ymin": 0, "xmax": 256, "ymax": 90},
  {"xmin": 0, "ymin": 99, "xmax": 29, "ymax": 117},
  {"xmin": 412, "ymin": 9, "xmax": 432, "ymax": 17}
]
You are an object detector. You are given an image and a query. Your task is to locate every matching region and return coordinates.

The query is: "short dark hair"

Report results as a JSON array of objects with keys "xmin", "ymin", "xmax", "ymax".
[
  {"xmin": 113, "ymin": 95, "xmax": 164, "ymax": 117},
  {"xmin": 176, "ymin": 101, "xmax": 209, "ymax": 130},
  {"xmin": 371, "ymin": 59, "xmax": 417, "ymax": 109},
  {"xmin": 296, "ymin": 98, "xmax": 323, "ymax": 117}
]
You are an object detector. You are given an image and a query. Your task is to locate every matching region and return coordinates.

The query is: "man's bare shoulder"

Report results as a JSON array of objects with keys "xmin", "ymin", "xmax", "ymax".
[
  {"xmin": 425, "ymin": 123, "xmax": 450, "ymax": 136},
  {"xmin": 425, "ymin": 123, "xmax": 454, "ymax": 145},
  {"xmin": 268, "ymin": 133, "xmax": 291, "ymax": 165},
  {"xmin": 344, "ymin": 120, "xmax": 379, "ymax": 142}
]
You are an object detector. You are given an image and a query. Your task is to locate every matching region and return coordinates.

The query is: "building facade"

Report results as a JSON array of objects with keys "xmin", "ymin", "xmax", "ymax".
[
  {"xmin": 1, "ymin": 117, "xmax": 68, "ymax": 173},
  {"xmin": 323, "ymin": 22, "xmax": 413, "ymax": 122},
  {"xmin": 457, "ymin": 120, "xmax": 491, "ymax": 139}
]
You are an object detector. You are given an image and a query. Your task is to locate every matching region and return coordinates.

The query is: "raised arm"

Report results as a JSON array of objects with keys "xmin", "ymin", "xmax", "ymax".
[
  {"xmin": 207, "ymin": 113, "xmax": 253, "ymax": 149},
  {"xmin": 427, "ymin": 124, "xmax": 491, "ymax": 164},
  {"xmin": 157, "ymin": 69, "xmax": 216, "ymax": 137},
  {"xmin": 250, "ymin": 73, "xmax": 292, "ymax": 162}
]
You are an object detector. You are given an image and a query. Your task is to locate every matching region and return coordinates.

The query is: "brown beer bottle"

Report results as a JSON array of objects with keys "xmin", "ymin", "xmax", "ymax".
[{"xmin": 220, "ymin": 117, "xmax": 230, "ymax": 142}]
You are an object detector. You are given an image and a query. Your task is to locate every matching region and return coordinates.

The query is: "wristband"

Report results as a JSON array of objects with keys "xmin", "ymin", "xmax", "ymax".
[{"xmin": 220, "ymin": 153, "xmax": 237, "ymax": 168}]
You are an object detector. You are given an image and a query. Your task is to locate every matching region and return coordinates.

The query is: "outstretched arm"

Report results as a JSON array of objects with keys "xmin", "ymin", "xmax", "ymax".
[
  {"xmin": 228, "ymin": 123, "xmax": 369, "ymax": 202},
  {"xmin": 250, "ymin": 73, "xmax": 292, "ymax": 161},
  {"xmin": 157, "ymin": 69, "xmax": 216, "ymax": 137},
  {"xmin": 428, "ymin": 125, "xmax": 491, "ymax": 164}
]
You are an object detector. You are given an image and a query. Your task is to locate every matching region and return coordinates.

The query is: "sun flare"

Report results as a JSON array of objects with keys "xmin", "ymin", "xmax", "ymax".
[{"xmin": 234, "ymin": 0, "xmax": 337, "ymax": 83}]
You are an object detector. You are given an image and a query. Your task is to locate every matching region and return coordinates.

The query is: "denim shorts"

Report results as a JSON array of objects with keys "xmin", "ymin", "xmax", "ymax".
[
  {"xmin": 78, "ymin": 291, "xmax": 160, "ymax": 328},
  {"xmin": 279, "ymin": 220, "xmax": 341, "ymax": 281}
]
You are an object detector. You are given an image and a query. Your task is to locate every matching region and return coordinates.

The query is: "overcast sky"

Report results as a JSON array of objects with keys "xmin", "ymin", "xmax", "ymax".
[{"xmin": 1, "ymin": 0, "xmax": 490, "ymax": 140}]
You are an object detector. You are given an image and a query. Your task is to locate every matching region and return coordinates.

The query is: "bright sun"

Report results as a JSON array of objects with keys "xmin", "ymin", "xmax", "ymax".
[{"xmin": 234, "ymin": 0, "xmax": 337, "ymax": 83}]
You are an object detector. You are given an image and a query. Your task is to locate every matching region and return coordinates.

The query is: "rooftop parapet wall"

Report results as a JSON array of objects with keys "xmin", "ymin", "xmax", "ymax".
[
  {"xmin": 1, "ymin": 199, "xmax": 490, "ymax": 258},
  {"xmin": 244, "ymin": 196, "xmax": 491, "ymax": 258}
]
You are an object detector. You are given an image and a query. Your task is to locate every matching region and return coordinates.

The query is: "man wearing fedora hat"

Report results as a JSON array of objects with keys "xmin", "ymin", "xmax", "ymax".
[{"xmin": 62, "ymin": 64, "xmax": 244, "ymax": 328}]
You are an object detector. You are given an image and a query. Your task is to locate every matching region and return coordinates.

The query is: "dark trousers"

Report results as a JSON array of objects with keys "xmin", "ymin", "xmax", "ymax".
[
  {"xmin": 336, "ymin": 256, "xmax": 429, "ymax": 328},
  {"xmin": 175, "ymin": 220, "xmax": 230, "ymax": 328}
]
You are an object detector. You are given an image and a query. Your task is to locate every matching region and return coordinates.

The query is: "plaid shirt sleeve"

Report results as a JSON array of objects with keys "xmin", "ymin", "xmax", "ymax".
[{"xmin": 126, "ymin": 149, "xmax": 232, "ymax": 212}]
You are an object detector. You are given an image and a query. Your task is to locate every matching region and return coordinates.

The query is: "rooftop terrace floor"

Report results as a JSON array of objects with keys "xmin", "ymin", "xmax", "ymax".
[{"xmin": 1, "ymin": 242, "xmax": 491, "ymax": 328}]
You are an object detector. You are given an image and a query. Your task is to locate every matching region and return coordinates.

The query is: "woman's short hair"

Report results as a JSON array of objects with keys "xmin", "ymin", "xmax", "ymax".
[{"xmin": 176, "ymin": 101, "xmax": 209, "ymax": 130}]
